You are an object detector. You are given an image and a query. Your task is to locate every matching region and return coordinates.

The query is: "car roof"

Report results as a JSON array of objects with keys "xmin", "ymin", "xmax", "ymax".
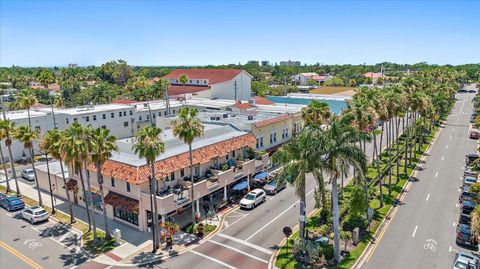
[
  {"xmin": 465, "ymin": 177, "xmax": 477, "ymax": 181},
  {"xmin": 250, "ymin": 189, "xmax": 264, "ymax": 194},
  {"xmin": 30, "ymin": 206, "xmax": 45, "ymax": 212},
  {"xmin": 6, "ymin": 197, "xmax": 21, "ymax": 201},
  {"xmin": 458, "ymin": 252, "xmax": 476, "ymax": 261},
  {"xmin": 464, "ymin": 200, "xmax": 477, "ymax": 207},
  {"xmin": 460, "ymin": 224, "xmax": 472, "ymax": 233}
]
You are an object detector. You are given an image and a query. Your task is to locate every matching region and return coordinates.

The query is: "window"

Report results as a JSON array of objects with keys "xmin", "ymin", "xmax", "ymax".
[
  {"xmin": 123, "ymin": 111, "xmax": 126, "ymax": 116},
  {"xmin": 93, "ymin": 115, "xmax": 97, "ymax": 121},
  {"xmin": 180, "ymin": 168, "xmax": 185, "ymax": 177},
  {"xmin": 273, "ymin": 132, "xmax": 277, "ymax": 143},
  {"xmin": 172, "ymin": 109, "xmax": 176, "ymax": 114},
  {"xmin": 101, "ymin": 125, "xmax": 106, "ymax": 129},
  {"xmin": 119, "ymin": 112, "xmax": 122, "ymax": 117},
  {"xmin": 73, "ymin": 118, "xmax": 78, "ymax": 122},
  {"xmin": 111, "ymin": 113, "xmax": 114, "ymax": 118},
  {"xmin": 158, "ymin": 112, "xmax": 162, "ymax": 116},
  {"xmin": 269, "ymin": 133, "xmax": 273, "ymax": 144},
  {"xmin": 153, "ymin": 114, "xmax": 156, "ymax": 118},
  {"xmin": 256, "ymin": 136, "xmax": 264, "ymax": 149},
  {"xmin": 147, "ymin": 115, "xmax": 149, "ymax": 120},
  {"xmin": 103, "ymin": 114, "xmax": 106, "ymax": 119},
  {"xmin": 126, "ymin": 182, "xmax": 131, "ymax": 192},
  {"xmin": 111, "ymin": 178, "xmax": 115, "ymax": 187},
  {"xmin": 66, "ymin": 118, "xmax": 69, "ymax": 124},
  {"xmin": 86, "ymin": 116, "xmax": 90, "ymax": 122},
  {"xmin": 129, "ymin": 110, "xmax": 133, "ymax": 116},
  {"xmin": 139, "ymin": 116, "xmax": 142, "ymax": 121},
  {"xmin": 194, "ymin": 165, "xmax": 200, "ymax": 177},
  {"xmin": 114, "ymin": 207, "xmax": 138, "ymax": 226},
  {"xmin": 170, "ymin": 172, "xmax": 175, "ymax": 181},
  {"xmin": 124, "ymin": 122, "xmax": 128, "ymax": 127},
  {"xmin": 232, "ymin": 150, "xmax": 236, "ymax": 157}
]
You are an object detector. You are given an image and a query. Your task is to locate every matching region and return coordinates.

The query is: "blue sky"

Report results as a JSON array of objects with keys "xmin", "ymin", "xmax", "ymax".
[{"xmin": 1, "ymin": 0, "xmax": 479, "ymax": 67}]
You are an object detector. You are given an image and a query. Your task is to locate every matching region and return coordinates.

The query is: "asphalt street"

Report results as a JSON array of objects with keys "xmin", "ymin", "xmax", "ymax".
[
  {"xmin": 0, "ymin": 205, "xmax": 91, "ymax": 269},
  {"xmin": 363, "ymin": 88, "xmax": 477, "ymax": 269}
]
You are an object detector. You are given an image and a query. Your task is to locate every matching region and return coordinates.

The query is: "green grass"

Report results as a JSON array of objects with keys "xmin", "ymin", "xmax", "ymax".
[
  {"xmin": 275, "ymin": 125, "xmax": 440, "ymax": 269},
  {"xmin": 83, "ymin": 230, "xmax": 116, "ymax": 254}
]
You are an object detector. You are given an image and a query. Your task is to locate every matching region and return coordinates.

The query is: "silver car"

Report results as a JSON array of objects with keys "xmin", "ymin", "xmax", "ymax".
[
  {"xmin": 453, "ymin": 252, "xmax": 478, "ymax": 269},
  {"xmin": 263, "ymin": 179, "xmax": 287, "ymax": 195},
  {"xmin": 21, "ymin": 169, "xmax": 35, "ymax": 181}
]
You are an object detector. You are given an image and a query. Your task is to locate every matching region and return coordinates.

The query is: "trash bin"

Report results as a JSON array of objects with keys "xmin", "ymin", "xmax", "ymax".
[{"xmin": 112, "ymin": 228, "xmax": 121, "ymax": 245}]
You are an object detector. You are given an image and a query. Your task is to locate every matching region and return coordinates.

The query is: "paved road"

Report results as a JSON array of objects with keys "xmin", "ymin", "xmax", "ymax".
[
  {"xmin": 0, "ymin": 205, "xmax": 91, "ymax": 269},
  {"xmin": 363, "ymin": 89, "xmax": 477, "ymax": 269}
]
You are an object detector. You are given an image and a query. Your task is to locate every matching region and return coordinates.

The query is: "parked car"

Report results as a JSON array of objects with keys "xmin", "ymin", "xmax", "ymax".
[
  {"xmin": 21, "ymin": 206, "xmax": 49, "ymax": 224},
  {"xmin": 0, "ymin": 197, "xmax": 25, "ymax": 211},
  {"xmin": 21, "ymin": 169, "xmax": 35, "ymax": 181},
  {"xmin": 466, "ymin": 154, "xmax": 480, "ymax": 166},
  {"xmin": 456, "ymin": 224, "xmax": 478, "ymax": 248},
  {"xmin": 461, "ymin": 200, "xmax": 477, "ymax": 214},
  {"xmin": 464, "ymin": 176, "xmax": 478, "ymax": 186},
  {"xmin": 0, "ymin": 193, "xmax": 7, "ymax": 202},
  {"xmin": 263, "ymin": 179, "xmax": 287, "ymax": 195},
  {"xmin": 470, "ymin": 131, "xmax": 480, "ymax": 140},
  {"xmin": 459, "ymin": 212, "xmax": 472, "ymax": 225},
  {"xmin": 240, "ymin": 189, "xmax": 266, "ymax": 209},
  {"xmin": 453, "ymin": 252, "xmax": 478, "ymax": 269},
  {"xmin": 460, "ymin": 186, "xmax": 476, "ymax": 202},
  {"xmin": 464, "ymin": 166, "xmax": 478, "ymax": 178}
]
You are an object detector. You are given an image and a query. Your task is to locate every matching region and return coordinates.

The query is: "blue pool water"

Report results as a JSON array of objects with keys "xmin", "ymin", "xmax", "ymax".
[{"xmin": 266, "ymin": 96, "xmax": 347, "ymax": 114}]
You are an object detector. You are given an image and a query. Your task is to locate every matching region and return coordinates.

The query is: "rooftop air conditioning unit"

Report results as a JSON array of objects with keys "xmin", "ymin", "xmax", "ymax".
[
  {"xmin": 210, "ymin": 116, "xmax": 216, "ymax": 121},
  {"xmin": 248, "ymin": 99, "xmax": 256, "ymax": 104},
  {"xmin": 247, "ymin": 115, "xmax": 254, "ymax": 120},
  {"xmin": 215, "ymin": 116, "xmax": 220, "ymax": 120},
  {"xmin": 223, "ymin": 113, "xmax": 228, "ymax": 118}
]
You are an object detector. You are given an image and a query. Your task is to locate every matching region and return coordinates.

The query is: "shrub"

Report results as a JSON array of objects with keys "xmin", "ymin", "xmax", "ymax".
[
  {"xmin": 342, "ymin": 214, "xmax": 368, "ymax": 231},
  {"xmin": 323, "ymin": 244, "xmax": 334, "ymax": 261}
]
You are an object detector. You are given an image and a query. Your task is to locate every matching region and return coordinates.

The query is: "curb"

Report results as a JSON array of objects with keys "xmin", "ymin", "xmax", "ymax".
[{"xmin": 351, "ymin": 124, "xmax": 443, "ymax": 269}]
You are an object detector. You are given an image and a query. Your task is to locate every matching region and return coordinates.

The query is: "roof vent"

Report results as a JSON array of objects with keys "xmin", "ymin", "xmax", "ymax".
[
  {"xmin": 223, "ymin": 113, "xmax": 228, "ymax": 118},
  {"xmin": 215, "ymin": 116, "xmax": 220, "ymax": 121},
  {"xmin": 210, "ymin": 116, "xmax": 216, "ymax": 121},
  {"xmin": 247, "ymin": 115, "xmax": 254, "ymax": 120}
]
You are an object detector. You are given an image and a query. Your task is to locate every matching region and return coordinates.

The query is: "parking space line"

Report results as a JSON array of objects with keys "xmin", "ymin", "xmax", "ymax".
[
  {"xmin": 216, "ymin": 233, "xmax": 273, "ymax": 255},
  {"xmin": 58, "ymin": 231, "xmax": 72, "ymax": 242},
  {"xmin": 425, "ymin": 193, "xmax": 430, "ymax": 201},
  {"xmin": 208, "ymin": 239, "xmax": 268, "ymax": 263},
  {"xmin": 190, "ymin": 250, "xmax": 237, "ymax": 269},
  {"xmin": 412, "ymin": 225, "xmax": 418, "ymax": 238},
  {"xmin": 435, "ymin": 172, "xmax": 438, "ymax": 178}
]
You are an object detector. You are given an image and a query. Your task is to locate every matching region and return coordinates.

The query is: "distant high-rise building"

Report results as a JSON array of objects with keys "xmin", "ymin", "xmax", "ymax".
[
  {"xmin": 279, "ymin": 60, "xmax": 301, "ymax": 67},
  {"xmin": 261, "ymin": 61, "xmax": 270, "ymax": 66},
  {"xmin": 68, "ymin": 63, "xmax": 78, "ymax": 68},
  {"xmin": 247, "ymin": 60, "xmax": 259, "ymax": 65}
]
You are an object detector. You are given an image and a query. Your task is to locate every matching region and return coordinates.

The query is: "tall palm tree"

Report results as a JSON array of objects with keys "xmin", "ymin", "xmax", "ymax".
[
  {"xmin": 90, "ymin": 127, "xmax": 118, "ymax": 240},
  {"xmin": 40, "ymin": 129, "xmax": 75, "ymax": 223},
  {"xmin": 0, "ymin": 132, "xmax": 10, "ymax": 193},
  {"xmin": 301, "ymin": 100, "xmax": 331, "ymax": 126},
  {"xmin": 0, "ymin": 120, "xmax": 19, "ymax": 195},
  {"xmin": 311, "ymin": 117, "xmax": 367, "ymax": 263},
  {"xmin": 15, "ymin": 89, "xmax": 38, "ymax": 128},
  {"xmin": 81, "ymin": 125, "xmax": 99, "ymax": 241},
  {"xmin": 61, "ymin": 122, "xmax": 93, "ymax": 232},
  {"xmin": 170, "ymin": 107, "xmax": 204, "ymax": 225},
  {"xmin": 132, "ymin": 126, "xmax": 165, "ymax": 252},
  {"xmin": 14, "ymin": 125, "xmax": 43, "ymax": 206}
]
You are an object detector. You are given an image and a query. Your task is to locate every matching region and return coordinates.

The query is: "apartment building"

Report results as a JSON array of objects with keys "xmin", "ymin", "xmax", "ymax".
[{"xmin": 59, "ymin": 122, "xmax": 269, "ymax": 231}]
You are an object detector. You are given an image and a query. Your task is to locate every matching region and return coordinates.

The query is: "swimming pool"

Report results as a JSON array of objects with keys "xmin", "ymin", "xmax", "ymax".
[{"xmin": 266, "ymin": 96, "xmax": 348, "ymax": 114}]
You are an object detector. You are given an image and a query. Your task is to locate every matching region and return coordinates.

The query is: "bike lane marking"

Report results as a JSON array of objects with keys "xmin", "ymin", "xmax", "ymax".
[{"xmin": 0, "ymin": 240, "xmax": 43, "ymax": 269}]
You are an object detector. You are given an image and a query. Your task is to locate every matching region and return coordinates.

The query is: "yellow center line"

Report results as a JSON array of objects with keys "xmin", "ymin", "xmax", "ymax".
[{"xmin": 0, "ymin": 241, "xmax": 43, "ymax": 269}]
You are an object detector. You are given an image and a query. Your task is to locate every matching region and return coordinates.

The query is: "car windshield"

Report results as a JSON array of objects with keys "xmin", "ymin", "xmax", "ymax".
[
  {"xmin": 267, "ymin": 180, "xmax": 276, "ymax": 186},
  {"xmin": 35, "ymin": 210, "xmax": 47, "ymax": 215},
  {"xmin": 27, "ymin": 170, "xmax": 34, "ymax": 174},
  {"xmin": 455, "ymin": 261, "xmax": 476, "ymax": 269},
  {"xmin": 245, "ymin": 194, "xmax": 256, "ymax": 200}
]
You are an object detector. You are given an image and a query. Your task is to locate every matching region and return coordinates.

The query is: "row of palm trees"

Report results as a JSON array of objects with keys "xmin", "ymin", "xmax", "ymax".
[{"xmin": 275, "ymin": 67, "xmax": 463, "ymax": 263}]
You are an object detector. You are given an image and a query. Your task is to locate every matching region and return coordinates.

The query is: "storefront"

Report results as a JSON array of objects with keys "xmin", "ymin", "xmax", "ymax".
[{"xmin": 104, "ymin": 191, "xmax": 140, "ymax": 226}]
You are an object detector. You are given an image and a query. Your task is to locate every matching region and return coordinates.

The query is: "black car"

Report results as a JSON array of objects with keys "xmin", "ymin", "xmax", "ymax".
[
  {"xmin": 461, "ymin": 200, "xmax": 477, "ymax": 214},
  {"xmin": 456, "ymin": 224, "xmax": 478, "ymax": 248},
  {"xmin": 459, "ymin": 212, "xmax": 472, "ymax": 225}
]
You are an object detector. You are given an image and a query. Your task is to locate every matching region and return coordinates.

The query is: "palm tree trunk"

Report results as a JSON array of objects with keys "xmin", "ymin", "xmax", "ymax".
[
  {"xmin": 148, "ymin": 177, "xmax": 157, "ymax": 252},
  {"xmin": 404, "ymin": 111, "xmax": 410, "ymax": 172},
  {"xmin": 5, "ymin": 139, "xmax": 18, "ymax": 194},
  {"xmin": 395, "ymin": 117, "xmax": 401, "ymax": 183},
  {"xmin": 27, "ymin": 108, "xmax": 32, "ymax": 128},
  {"xmin": 387, "ymin": 119, "xmax": 392, "ymax": 196},
  {"xmin": 96, "ymin": 165, "xmax": 111, "ymax": 239},
  {"xmin": 29, "ymin": 148, "xmax": 43, "ymax": 206},
  {"xmin": 379, "ymin": 123, "xmax": 384, "ymax": 157},
  {"xmin": 83, "ymin": 163, "xmax": 97, "ymax": 241},
  {"xmin": 331, "ymin": 172, "xmax": 341, "ymax": 263},
  {"xmin": 0, "ymin": 143, "xmax": 10, "ymax": 192},
  {"xmin": 189, "ymin": 143, "xmax": 197, "ymax": 224},
  {"xmin": 377, "ymin": 146, "xmax": 383, "ymax": 208},
  {"xmin": 59, "ymin": 159, "xmax": 75, "ymax": 223},
  {"xmin": 150, "ymin": 162, "xmax": 160, "ymax": 250},
  {"xmin": 78, "ymin": 167, "xmax": 92, "ymax": 230},
  {"xmin": 372, "ymin": 131, "xmax": 378, "ymax": 167},
  {"xmin": 299, "ymin": 174, "xmax": 306, "ymax": 239}
]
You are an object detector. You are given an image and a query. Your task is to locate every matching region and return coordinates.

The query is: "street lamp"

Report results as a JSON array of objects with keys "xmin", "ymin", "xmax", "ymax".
[{"xmin": 33, "ymin": 148, "xmax": 56, "ymax": 214}]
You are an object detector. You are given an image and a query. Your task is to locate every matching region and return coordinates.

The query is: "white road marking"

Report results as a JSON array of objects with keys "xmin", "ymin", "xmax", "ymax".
[
  {"xmin": 456, "ymin": 203, "xmax": 459, "ymax": 207},
  {"xmin": 226, "ymin": 213, "xmax": 249, "ymax": 228},
  {"xmin": 449, "ymin": 246, "xmax": 452, "ymax": 252},
  {"xmin": 190, "ymin": 250, "xmax": 237, "ymax": 269},
  {"xmin": 6, "ymin": 213, "xmax": 13, "ymax": 217},
  {"xmin": 453, "ymin": 222, "xmax": 456, "ymax": 227},
  {"xmin": 224, "ymin": 221, "xmax": 230, "ymax": 228},
  {"xmin": 435, "ymin": 172, "xmax": 438, "ymax": 178},
  {"xmin": 244, "ymin": 188, "xmax": 316, "ymax": 242},
  {"xmin": 446, "ymin": 145, "xmax": 449, "ymax": 149},
  {"xmin": 450, "ymin": 135, "xmax": 452, "ymax": 139},
  {"xmin": 208, "ymin": 239, "xmax": 268, "ymax": 263},
  {"xmin": 216, "ymin": 233, "xmax": 273, "ymax": 255},
  {"xmin": 426, "ymin": 193, "xmax": 430, "ymax": 201},
  {"xmin": 412, "ymin": 226, "xmax": 418, "ymax": 237},
  {"xmin": 441, "ymin": 156, "xmax": 445, "ymax": 161},
  {"xmin": 58, "ymin": 231, "xmax": 72, "ymax": 242}
]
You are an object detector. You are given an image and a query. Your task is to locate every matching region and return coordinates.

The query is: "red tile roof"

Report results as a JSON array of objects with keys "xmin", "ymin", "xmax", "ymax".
[
  {"xmin": 254, "ymin": 114, "xmax": 292, "ymax": 128},
  {"xmin": 167, "ymin": 85, "xmax": 210, "ymax": 96},
  {"xmin": 251, "ymin": 96, "xmax": 274, "ymax": 105},
  {"xmin": 164, "ymin": 69, "xmax": 243, "ymax": 85},
  {"xmin": 364, "ymin": 72, "xmax": 384, "ymax": 79},
  {"xmin": 234, "ymin": 102, "xmax": 254, "ymax": 110},
  {"xmin": 90, "ymin": 134, "xmax": 257, "ymax": 185}
]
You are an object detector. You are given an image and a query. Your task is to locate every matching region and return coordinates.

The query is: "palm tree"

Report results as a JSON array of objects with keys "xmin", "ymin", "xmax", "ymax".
[
  {"xmin": 81, "ymin": 125, "xmax": 99, "ymax": 241},
  {"xmin": 471, "ymin": 206, "xmax": 480, "ymax": 245},
  {"xmin": 40, "ymin": 129, "xmax": 75, "ymax": 223},
  {"xmin": 90, "ymin": 127, "xmax": 118, "ymax": 240},
  {"xmin": 61, "ymin": 122, "xmax": 93, "ymax": 232},
  {"xmin": 170, "ymin": 107, "xmax": 204, "ymax": 225},
  {"xmin": 132, "ymin": 126, "xmax": 165, "ymax": 252},
  {"xmin": 301, "ymin": 100, "xmax": 331, "ymax": 126},
  {"xmin": 0, "ymin": 120, "xmax": 19, "ymax": 195},
  {"xmin": 311, "ymin": 117, "xmax": 367, "ymax": 263},
  {"xmin": 14, "ymin": 125, "xmax": 43, "ymax": 206},
  {"xmin": 15, "ymin": 89, "xmax": 38, "ymax": 128},
  {"xmin": 0, "ymin": 131, "xmax": 10, "ymax": 193},
  {"xmin": 178, "ymin": 74, "xmax": 189, "ymax": 86}
]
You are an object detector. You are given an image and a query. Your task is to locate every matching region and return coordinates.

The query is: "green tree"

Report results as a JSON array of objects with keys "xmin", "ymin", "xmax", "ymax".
[
  {"xmin": 14, "ymin": 125, "xmax": 42, "ymax": 206},
  {"xmin": 132, "ymin": 126, "xmax": 165, "ymax": 251},
  {"xmin": 170, "ymin": 108, "xmax": 204, "ymax": 225},
  {"xmin": 0, "ymin": 119, "xmax": 18, "ymax": 194},
  {"xmin": 40, "ymin": 129, "xmax": 75, "ymax": 223},
  {"xmin": 301, "ymin": 100, "xmax": 331, "ymax": 126},
  {"xmin": 37, "ymin": 69, "xmax": 55, "ymax": 90},
  {"xmin": 90, "ymin": 127, "xmax": 118, "ymax": 239},
  {"xmin": 15, "ymin": 89, "xmax": 38, "ymax": 127},
  {"xmin": 178, "ymin": 74, "xmax": 189, "ymax": 86}
]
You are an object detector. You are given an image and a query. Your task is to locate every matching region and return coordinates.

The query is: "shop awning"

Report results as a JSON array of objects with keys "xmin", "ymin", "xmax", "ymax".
[
  {"xmin": 104, "ymin": 191, "xmax": 139, "ymax": 213},
  {"xmin": 233, "ymin": 180, "xmax": 248, "ymax": 191},
  {"xmin": 253, "ymin": 172, "xmax": 269, "ymax": 181}
]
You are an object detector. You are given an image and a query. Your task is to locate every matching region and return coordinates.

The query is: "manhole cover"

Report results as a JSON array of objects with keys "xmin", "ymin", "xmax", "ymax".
[{"xmin": 41, "ymin": 256, "xmax": 49, "ymax": 260}]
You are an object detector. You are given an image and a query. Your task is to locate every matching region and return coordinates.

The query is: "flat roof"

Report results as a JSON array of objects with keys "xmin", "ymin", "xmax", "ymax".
[
  {"xmin": 4, "ymin": 109, "xmax": 50, "ymax": 120},
  {"xmin": 109, "ymin": 122, "xmax": 249, "ymax": 167},
  {"xmin": 197, "ymin": 109, "xmax": 283, "ymax": 130},
  {"xmin": 35, "ymin": 161, "xmax": 69, "ymax": 177},
  {"xmin": 53, "ymin": 104, "xmax": 134, "ymax": 116}
]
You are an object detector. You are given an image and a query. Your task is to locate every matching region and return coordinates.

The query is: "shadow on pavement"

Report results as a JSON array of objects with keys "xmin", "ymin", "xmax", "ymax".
[{"xmin": 59, "ymin": 249, "xmax": 90, "ymax": 267}]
